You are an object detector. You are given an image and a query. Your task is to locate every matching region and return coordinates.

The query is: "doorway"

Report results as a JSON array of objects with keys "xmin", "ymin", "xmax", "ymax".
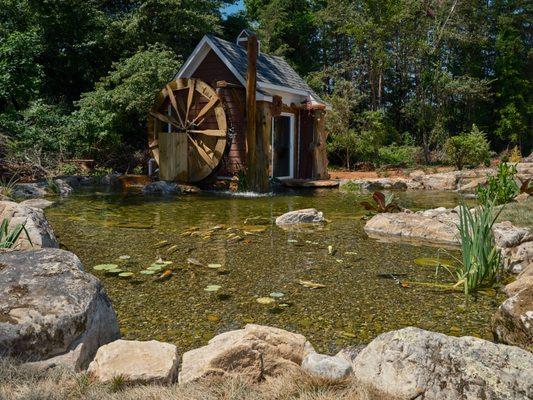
[{"xmin": 271, "ymin": 113, "xmax": 294, "ymax": 179}]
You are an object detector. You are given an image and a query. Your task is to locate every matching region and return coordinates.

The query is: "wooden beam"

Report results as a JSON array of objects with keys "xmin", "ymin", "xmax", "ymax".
[
  {"xmin": 216, "ymin": 80, "xmax": 244, "ymax": 89},
  {"xmin": 290, "ymin": 102, "xmax": 327, "ymax": 111},
  {"xmin": 253, "ymin": 101, "xmax": 272, "ymax": 192},
  {"xmin": 312, "ymin": 110, "xmax": 329, "ymax": 179}
]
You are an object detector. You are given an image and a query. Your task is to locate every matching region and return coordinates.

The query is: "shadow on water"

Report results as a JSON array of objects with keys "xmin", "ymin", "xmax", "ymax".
[{"xmin": 46, "ymin": 188, "xmax": 502, "ymax": 353}]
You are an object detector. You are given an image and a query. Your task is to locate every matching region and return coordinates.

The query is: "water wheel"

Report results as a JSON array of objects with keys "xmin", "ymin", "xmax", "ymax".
[{"xmin": 147, "ymin": 78, "xmax": 227, "ymax": 182}]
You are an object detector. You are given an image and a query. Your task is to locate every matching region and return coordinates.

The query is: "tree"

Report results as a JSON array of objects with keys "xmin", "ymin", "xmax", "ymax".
[{"xmin": 68, "ymin": 44, "xmax": 180, "ymax": 164}]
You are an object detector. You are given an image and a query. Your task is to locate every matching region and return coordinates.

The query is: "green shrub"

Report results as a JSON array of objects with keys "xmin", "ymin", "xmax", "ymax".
[
  {"xmin": 477, "ymin": 162, "xmax": 519, "ymax": 205},
  {"xmin": 444, "ymin": 124, "xmax": 490, "ymax": 170},
  {"xmin": 67, "ymin": 44, "xmax": 181, "ymax": 162},
  {"xmin": 378, "ymin": 144, "xmax": 420, "ymax": 166}
]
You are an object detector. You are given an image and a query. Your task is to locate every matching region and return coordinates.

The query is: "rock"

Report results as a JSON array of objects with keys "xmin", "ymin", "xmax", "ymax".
[
  {"xmin": 141, "ymin": 181, "xmax": 199, "ymax": 195},
  {"xmin": 275, "ymin": 209, "xmax": 325, "ymax": 226},
  {"xmin": 493, "ymin": 221, "xmax": 532, "ymax": 248},
  {"xmin": 514, "ymin": 192, "xmax": 530, "ymax": 203},
  {"xmin": 505, "ymin": 241, "xmax": 533, "ymax": 274},
  {"xmin": 419, "ymin": 173, "xmax": 457, "ymax": 190},
  {"xmin": 0, "ymin": 201, "xmax": 58, "ymax": 249},
  {"xmin": 179, "ymin": 324, "xmax": 314, "ymax": 384},
  {"xmin": 503, "ymin": 262, "xmax": 533, "ymax": 297},
  {"xmin": 56, "ymin": 175, "xmax": 95, "ymax": 187},
  {"xmin": 408, "ymin": 170, "xmax": 426, "ymax": 180},
  {"xmin": 301, "ymin": 352, "xmax": 352, "ymax": 380},
  {"xmin": 335, "ymin": 345, "xmax": 366, "ymax": 367},
  {"xmin": 352, "ymin": 327, "xmax": 533, "ymax": 400},
  {"xmin": 12, "ymin": 183, "xmax": 48, "ymax": 199},
  {"xmin": 523, "ymin": 153, "xmax": 533, "ymax": 163},
  {"xmin": 492, "ymin": 283, "xmax": 533, "ymax": 351},
  {"xmin": 364, "ymin": 211, "xmax": 459, "ymax": 246},
  {"xmin": 100, "ymin": 173, "xmax": 121, "ymax": 187},
  {"xmin": 19, "ymin": 198, "xmax": 54, "ymax": 209},
  {"xmin": 53, "ymin": 179, "xmax": 73, "ymax": 196},
  {"xmin": 88, "ymin": 340, "xmax": 179, "ymax": 384},
  {"xmin": 0, "ymin": 249, "xmax": 120, "ymax": 371},
  {"xmin": 458, "ymin": 177, "xmax": 486, "ymax": 193}
]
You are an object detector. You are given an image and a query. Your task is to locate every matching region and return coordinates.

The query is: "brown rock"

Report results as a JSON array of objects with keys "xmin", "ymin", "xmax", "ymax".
[
  {"xmin": 179, "ymin": 324, "xmax": 314, "ymax": 384},
  {"xmin": 492, "ymin": 282, "xmax": 533, "ymax": 351},
  {"xmin": 420, "ymin": 173, "xmax": 457, "ymax": 190}
]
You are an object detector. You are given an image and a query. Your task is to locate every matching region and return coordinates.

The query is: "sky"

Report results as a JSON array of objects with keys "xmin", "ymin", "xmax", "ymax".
[{"xmin": 221, "ymin": 0, "xmax": 245, "ymax": 17}]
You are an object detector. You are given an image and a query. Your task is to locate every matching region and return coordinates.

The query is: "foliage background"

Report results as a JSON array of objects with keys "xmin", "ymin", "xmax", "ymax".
[{"xmin": 0, "ymin": 0, "xmax": 531, "ymax": 174}]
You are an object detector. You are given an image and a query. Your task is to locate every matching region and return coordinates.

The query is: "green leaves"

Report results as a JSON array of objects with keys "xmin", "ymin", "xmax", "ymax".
[
  {"xmin": 0, "ymin": 218, "xmax": 31, "ymax": 249},
  {"xmin": 477, "ymin": 162, "xmax": 519, "ymax": 206}
]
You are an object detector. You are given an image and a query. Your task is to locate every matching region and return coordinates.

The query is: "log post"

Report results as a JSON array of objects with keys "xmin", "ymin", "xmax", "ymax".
[
  {"xmin": 246, "ymin": 35, "xmax": 258, "ymax": 191},
  {"xmin": 312, "ymin": 110, "xmax": 329, "ymax": 179},
  {"xmin": 245, "ymin": 35, "xmax": 269, "ymax": 192}
]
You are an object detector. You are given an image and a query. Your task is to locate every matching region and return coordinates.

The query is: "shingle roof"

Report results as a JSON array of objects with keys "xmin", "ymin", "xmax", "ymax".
[{"xmin": 207, "ymin": 35, "xmax": 324, "ymax": 104}]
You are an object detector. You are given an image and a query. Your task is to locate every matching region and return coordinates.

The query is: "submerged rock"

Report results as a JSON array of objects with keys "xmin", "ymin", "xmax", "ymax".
[
  {"xmin": 352, "ymin": 327, "xmax": 533, "ymax": 400},
  {"xmin": 301, "ymin": 352, "xmax": 352, "ymax": 380},
  {"xmin": 141, "ymin": 181, "xmax": 199, "ymax": 195},
  {"xmin": 0, "ymin": 201, "xmax": 58, "ymax": 249},
  {"xmin": 0, "ymin": 249, "xmax": 120, "ymax": 371},
  {"xmin": 12, "ymin": 183, "xmax": 48, "ymax": 199},
  {"xmin": 275, "ymin": 208, "xmax": 325, "ymax": 226},
  {"xmin": 179, "ymin": 324, "xmax": 314, "ymax": 384},
  {"xmin": 88, "ymin": 340, "xmax": 179, "ymax": 384}
]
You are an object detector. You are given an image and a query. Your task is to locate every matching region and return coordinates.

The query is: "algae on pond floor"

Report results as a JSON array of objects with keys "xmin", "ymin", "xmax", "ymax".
[{"xmin": 45, "ymin": 189, "xmax": 503, "ymax": 354}]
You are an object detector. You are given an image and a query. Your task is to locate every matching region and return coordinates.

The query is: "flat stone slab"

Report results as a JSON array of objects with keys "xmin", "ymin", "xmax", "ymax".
[
  {"xmin": 88, "ymin": 340, "xmax": 179, "ymax": 384},
  {"xmin": 0, "ymin": 249, "xmax": 119, "ymax": 370}
]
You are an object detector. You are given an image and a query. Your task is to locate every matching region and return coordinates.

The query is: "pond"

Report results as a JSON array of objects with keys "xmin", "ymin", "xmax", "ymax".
[{"xmin": 45, "ymin": 188, "xmax": 503, "ymax": 354}]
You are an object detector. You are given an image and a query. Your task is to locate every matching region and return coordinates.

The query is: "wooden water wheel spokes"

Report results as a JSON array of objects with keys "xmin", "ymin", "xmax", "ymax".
[{"xmin": 147, "ymin": 78, "xmax": 227, "ymax": 182}]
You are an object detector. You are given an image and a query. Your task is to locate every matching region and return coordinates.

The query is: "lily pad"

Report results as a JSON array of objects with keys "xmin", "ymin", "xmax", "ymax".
[
  {"xmin": 107, "ymin": 268, "xmax": 123, "ymax": 274},
  {"xmin": 147, "ymin": 265, "xmax": 163, "ymax": 271},
  {"xmin": 204, "ymin": 284, "xmax": 221, "ymax": 292},
  {"xmin": 118, "ymin": 255, "xmax": 131, "ymax": 260},
  {"xmin": 140, "ymin": 270, "xmax": 156, "ymax": 275},
  {"xmin": 298, "ymin": 279, "xmax": 326, "ymax": 289},
  {"xmin": 256, "ymin": 297, "xmax": 275, "ymax": 305},
  {"xmin": 207, "ymin": 263, "xmax": 222, "ymax": 269},
  {"xmin": 93, "ymin": 264, "xmax": 118, "ymax": 271},
  {"xmin": 414, "ymin": 257, "xmax": 454, "ymax": 268},
  {"xmin": 118, "ymin": 272, "xmax": 134, "ymax": 278},
  {"xmin": 269, "ymin": 292, "xmax": 285, "ymax": 298}
]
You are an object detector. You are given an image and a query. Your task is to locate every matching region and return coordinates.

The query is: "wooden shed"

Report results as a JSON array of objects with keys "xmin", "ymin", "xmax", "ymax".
[{"xmin": 148, "ymin": 30, "xmax": 330, "ymax": 191}]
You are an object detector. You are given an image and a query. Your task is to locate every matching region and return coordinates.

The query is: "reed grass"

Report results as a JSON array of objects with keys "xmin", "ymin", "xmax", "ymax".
[{"xmin": 451, "ymin": 202, "xmax": 503, "ymax": 295}]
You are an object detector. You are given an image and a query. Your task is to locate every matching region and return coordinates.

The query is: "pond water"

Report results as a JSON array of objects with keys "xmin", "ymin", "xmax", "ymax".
[{"xmin": 45, "ymin": 188, "xmax": 503, "ymax": 354}]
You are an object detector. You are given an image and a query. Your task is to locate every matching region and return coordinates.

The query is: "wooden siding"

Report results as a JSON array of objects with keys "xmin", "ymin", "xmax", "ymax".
[
  {"xmin": 298, "ymin": 110, "xmax": 315, "ymax": 179},
  {"xmin": 192, "ymin": 50, "xmax": 246, "ymax": 176}
]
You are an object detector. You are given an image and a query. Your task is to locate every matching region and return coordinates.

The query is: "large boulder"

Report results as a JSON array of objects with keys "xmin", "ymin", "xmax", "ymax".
[
  {"xmin": 364, "ymin": 209, "xmax": 459, "ymax": 246},
  {"xmin": 504, "ymin": 262, "xmax": 533, "ymax": 297},
  {"xmin": 0, "ymin": 249, "xmax": 120, "ymax": 371},
  {"xmin": 179, "ymin": 324, "xmax": 314, "ymax": 384},
  {"xmin": 12, "ymin": 183, "xmax": 47, "ymax": 199},
  {"xmin": 275, "ymin": 209, "xmax": 325, "ymax": 226},
  {"xmin": 493, "ymin": 221, "xmax": 532, "ymax": 248},
  {"xmin": 419, "ymin": 173, "xmax": 457, "ymax": 190},
  {"xmin": 88, "ymin": 340, "xmax": 179, "ymax": 384},
  {"xmin": 352, "ymin": 327, "xmax": 533, "ymax": 400},
  {"xmin": 0, "ymin": 201, "xmax": 58, "ymax": 249},
  {"xmin": 492, "ymin": 281, "xmax": 533, "ymax": 351}
]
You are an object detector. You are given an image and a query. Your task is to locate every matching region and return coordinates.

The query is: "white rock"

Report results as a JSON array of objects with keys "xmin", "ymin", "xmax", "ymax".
[
  {"xmin": 19, "ymin": 198, "xmax": 54, "ymax": 209},
  {"xmin": 88, "ymin": 340, "xmax": 179, "ymax": 384},
  {"xmin": 0, "ymin": 201, "xmax": 58, "ymax": 249},
  {"xmin": 352, "ymin": 327, "xmax": 533, "ymax": 400},
  {"xmin": 301, "ymin": 352, "xmax": 352, "ymax": 380},
  {"xmin": 275, "ymin": 209, "xmax": 325, "ymax": 225}
]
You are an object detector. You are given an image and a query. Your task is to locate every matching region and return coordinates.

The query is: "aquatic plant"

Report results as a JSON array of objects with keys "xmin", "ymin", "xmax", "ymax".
[
  {"xmin": 0, "ymin": 219, "xmax": 31, "ymax": 249},
  {"xmin": 477, "ymin": 162, "xmax": 519, "ymax": 205},
  {"xmin": 46, "ymin": 176, "xmax": 60, "ymax": 194},
  {"xmin": 445, "ymin": 202, "xmax": 502, "ymax": 295},
  {"xmin": 360, "ymin": 191, "xmax": 400, "ymax": 213}
]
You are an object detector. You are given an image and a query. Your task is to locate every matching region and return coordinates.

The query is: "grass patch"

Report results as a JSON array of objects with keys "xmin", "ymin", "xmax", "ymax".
[
  {"xmin": 497, "ymin": 196, "xmax": 533, "ymax": 230},
  {"xmin": 0, "ymin": 358, "xmax": 391, "ymax": 400}
]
